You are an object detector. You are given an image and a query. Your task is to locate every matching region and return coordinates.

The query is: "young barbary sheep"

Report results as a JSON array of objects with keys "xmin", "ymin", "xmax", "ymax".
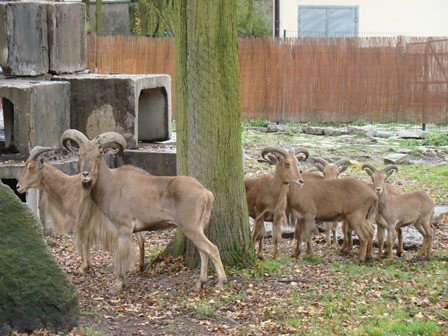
[
  {"xmin": 341, "ymin": 180, "xmax": 402, "ymax": 256},
  {"xmin": 313, "ymin": 158, "xmax": 351, "ymax": 248},
  {"xmin": 16, "ymin": 146, "xmax": 127, "ymax": 273},
  {"xmin": 287, "ymin": 176, "xmax": 378, "ymax": 262},
  {"xmin": 61, "ymin": 129, "xmax": 227, "ymax": 292},
  {"xmin": 245, "ymin": 147, "xmax": 308, "ymax": 259},
  {"xmin": 362, "ymin": 164, "xmax": 435, "ymax": 259}
]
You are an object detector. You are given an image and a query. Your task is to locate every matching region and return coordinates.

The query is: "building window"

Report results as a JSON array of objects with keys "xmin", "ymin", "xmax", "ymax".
[{"xmin": 298, "ymin": 6, "xmax": 359, "ymax": 37}]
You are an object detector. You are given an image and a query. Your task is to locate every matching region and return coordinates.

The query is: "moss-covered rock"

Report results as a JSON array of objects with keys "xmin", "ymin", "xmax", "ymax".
[{"xmin": 0, "ymin": 182, "xmax": 79, "ymax": 334}]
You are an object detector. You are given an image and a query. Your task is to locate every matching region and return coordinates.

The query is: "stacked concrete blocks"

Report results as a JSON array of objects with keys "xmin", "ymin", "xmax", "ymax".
[
  {"xmin": 53, "ymin": 74, "xmax": 172, "ymax": 148},
  {"xmin": 0, "ymin": 1, "xmax": 86, "ymax": 76},
  {"xmin": 0, "ymin": 80, "xmax": 70, "ymax": 155}
]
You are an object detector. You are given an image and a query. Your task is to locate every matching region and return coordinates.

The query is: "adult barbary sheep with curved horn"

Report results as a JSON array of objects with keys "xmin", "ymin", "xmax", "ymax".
[
  {"xmin": 16, "ymin": 146, "xmax": 123, "ymax": 274},
  {"xmin": 362, "ymin": 164, "xmax": 435, "ymax": 259},
  {"xmin": 246, "ymin": 146, "xmax": 308, "ymax": 259},
  {"xmin": 61, "ymin": 129, "xmax": 227, "ymax": 292}
]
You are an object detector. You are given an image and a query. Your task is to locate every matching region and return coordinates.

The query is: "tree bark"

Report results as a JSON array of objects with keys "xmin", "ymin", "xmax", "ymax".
[{"xmin": 163, "ymin": 0, "xmax": 255, "ymax": 268}]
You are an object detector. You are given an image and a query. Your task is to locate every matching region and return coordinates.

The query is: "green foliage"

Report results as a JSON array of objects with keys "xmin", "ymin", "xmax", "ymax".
[
  {"xmin": 422, "ymin": 132, "xmax": 448, "ymax": 146},
  {"xmin": 81, "ymin": 327, "xmax": 107, "ymax": 336},
  {"xmin": 237, "ymin": 0, "xmax": 273, "ymax": 37}
]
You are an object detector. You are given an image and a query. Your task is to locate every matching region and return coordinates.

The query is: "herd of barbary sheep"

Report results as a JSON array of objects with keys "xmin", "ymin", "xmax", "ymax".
[{"xmin": 16, "ymin": 130, "xmax": 435, "ymax": 292}]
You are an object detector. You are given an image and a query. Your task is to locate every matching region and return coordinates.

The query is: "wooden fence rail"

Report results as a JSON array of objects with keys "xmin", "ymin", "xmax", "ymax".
[{"xmin": 87, "ymin": 35, "xmax": 448, "ymax": 124}]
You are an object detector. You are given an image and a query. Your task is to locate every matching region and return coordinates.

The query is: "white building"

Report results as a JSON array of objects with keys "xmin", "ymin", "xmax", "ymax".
[{"xmin": 275, "ymin": 0, "xmax": 448, "ymax": 37}]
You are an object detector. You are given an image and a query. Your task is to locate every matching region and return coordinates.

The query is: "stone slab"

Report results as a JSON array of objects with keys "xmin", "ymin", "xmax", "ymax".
[
  {"xmin": 0, "ymin": 79, "xmax": 70, "ymax": 155},
  {"xmin": 0, "ymin": 1, "xmax": 49, "ymax": 76},
  {"xmin": 53, "ymin": 74, "xmax": 172, "ymax": 148}
]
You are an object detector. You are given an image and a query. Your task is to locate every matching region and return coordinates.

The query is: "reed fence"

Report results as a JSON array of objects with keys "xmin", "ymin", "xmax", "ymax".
[{"xmin": 87, "ymin": 35, "xmax": 448, "ymax": 125}]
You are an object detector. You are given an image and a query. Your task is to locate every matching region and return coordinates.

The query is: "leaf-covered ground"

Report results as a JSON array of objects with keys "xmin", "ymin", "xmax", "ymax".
[{"xmin": 11, "ymin": 124, "xmax": 448, "ymax": 336}]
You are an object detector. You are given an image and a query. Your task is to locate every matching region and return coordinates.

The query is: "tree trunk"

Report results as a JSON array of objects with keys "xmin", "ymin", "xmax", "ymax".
[
  {"xmin": 0, "ymin": 182, "xmax": 79, "ymax": 334},
  {"xmin": 163, "ymin": 0, "xmax": 255, "ymax": 268}
]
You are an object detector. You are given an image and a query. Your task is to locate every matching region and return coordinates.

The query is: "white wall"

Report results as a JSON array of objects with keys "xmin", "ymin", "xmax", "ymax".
[{"xmin": 279, "ymin": 0, "xmax": 448, "ymax": 37}]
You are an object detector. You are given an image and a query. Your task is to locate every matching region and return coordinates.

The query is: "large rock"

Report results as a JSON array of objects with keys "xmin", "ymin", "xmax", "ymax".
[{"xmin": 0, "ymin": 182, "xmax": 79, "ymax": 334}]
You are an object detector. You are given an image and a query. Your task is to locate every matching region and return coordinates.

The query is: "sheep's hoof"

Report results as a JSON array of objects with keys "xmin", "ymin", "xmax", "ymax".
[
  {"xmin": 77, "ymin": 265, "xmax": 90, "ymax": 274},
  {"xmin": 195, "ymin": 281, "xmax": 203, "ymax": 292},
  {"xmin": 396, "ymin": 252, "xmax": 403, "ymax": 258},
  {"xmin": 215, "ymin": 280, "xmax": 225, "ymax": 291},
  {"xmin": 257, "ymin": 254, "xmax": 266, "ymax": 261}
]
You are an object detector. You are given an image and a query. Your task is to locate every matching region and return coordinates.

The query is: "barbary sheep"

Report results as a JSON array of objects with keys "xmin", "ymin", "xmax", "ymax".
[
  {"xmin": 287, "ymin": 176, "xmax": 378, "ymax": 262},
  {"xmin": 245, "ymin": 147, "xmax": 308, "ymax": 259},
  {"xmin": 61, "ymin": 129, "xmax": 227, "ymax": 292},
  {"xmin": 362, "ymin": 164, "xmax": 435, "ymax": 259},
  {"xmin": 16, "ymin": 146, "xmax": 129, "ymax": 273}
]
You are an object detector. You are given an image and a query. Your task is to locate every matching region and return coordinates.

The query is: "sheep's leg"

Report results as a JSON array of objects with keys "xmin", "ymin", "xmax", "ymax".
[
  {"xmin": 331, "ymin": 222, "xmax": 338, "ymax": 248},
  {"xmin": 78, "ymin": 241, "xmax": 91, "ymax": 273},
  {"xmin": 385, "ymin": 225, "xmax": 396, "ymax": 258},
  {"xmin": 272, "ymin": 212, "xmax": 286, "ymax": 259},
  {"xmin": 302, "ymin": 217, "xmax": 315, "ymax": 257},
  {"xmin": 194, "ymin": 250, "xmax": 210, "ymax": 291},
  {"xmin": 112, "ymin": 227, "xmax": 136, "ymax": 293},
  {"xmin": 324, "ymin": 222, "xmax": 331, "ymax": 247},
  {"xmin": 184, "ymin": 229, "xmax": 227, "ymax": 291},
  {"xmin": 135, "ymin": 232, "xmax": 145, "ymax": 272},
  {"xmin": 376, "ymin": 225, "xmax": 386, "ymax": 257},
  {"xmin": 252, "ymin": 217, "xmax": 266, "ymax": 260},
  {"xmin": 414, "ymin": 220, "xmax": 432, "ymax": 259},
  {"xmin": 291, "ymin": 219, "xmax": 303, "ymax": 258},
  {"xmin": 396, "ymin": 227, "xmax": 404, "ymax": 257},
  {"xmin": 341, "ymin": 221, "xmax": 352, "ymax": 254}
]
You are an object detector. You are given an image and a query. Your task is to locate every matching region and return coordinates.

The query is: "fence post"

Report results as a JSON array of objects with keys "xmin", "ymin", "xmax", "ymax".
[{"xmin": 422, "ymin": 39, "xmax": 431, "ymax": 131}]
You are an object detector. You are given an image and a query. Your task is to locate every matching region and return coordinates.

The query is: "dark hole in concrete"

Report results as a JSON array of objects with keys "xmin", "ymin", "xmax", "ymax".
[
  {"xmin": 1, "ymin": 97, "xmax": 19, "ymax": 154},
  {"xmin": 138, "ymin": 87, "xmax": 168, "ymax": 142},
  {"xmin": 1, "ymin": 178, "xmax": 26, "ymax": 202}
]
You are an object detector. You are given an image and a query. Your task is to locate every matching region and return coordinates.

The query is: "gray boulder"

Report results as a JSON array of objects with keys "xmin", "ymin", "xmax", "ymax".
[{"xmin": 0, "ymin": 182, "xmax": 79, "ymax": 334}]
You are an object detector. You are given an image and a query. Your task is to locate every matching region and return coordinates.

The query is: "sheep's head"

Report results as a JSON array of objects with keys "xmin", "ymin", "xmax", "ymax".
[
  {"xmin": 362, "ymin": 164, "xmax": 398, "ymax": 195},
  {"xmin": 260, "ymin": 147, "xmax": 308, "ymax": 187},
  {"xmin": 61, "ymin": 129, "xmax": 126, "ymax": 186},
  {"xmin": 314, "ymin": 158, "xmax": 350, "ymax": 179},
  {"xmin": 16, "ymin": 146, "xmax": 54, "ymax": 193}
]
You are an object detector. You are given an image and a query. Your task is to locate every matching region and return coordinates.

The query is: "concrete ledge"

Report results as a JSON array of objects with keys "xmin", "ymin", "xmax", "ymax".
[{"xmin": 53, "ymin": 74, "xmax": 172, "ymax": 148}]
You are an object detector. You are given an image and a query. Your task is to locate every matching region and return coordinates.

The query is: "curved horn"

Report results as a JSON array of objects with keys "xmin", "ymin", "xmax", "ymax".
[
  {"xmin": 313, "ymin": 157, "xmax": 329, "ymax": 173},
  {"xmin": 362, "ymin": 163, "xmax": 377, "ymax": 177},
  {"xmin": 28, "ymin": 146, "xmax": 54, "ymax": 161},
  {"xmin": 334, "ymin": 159, "xmax": 351, "ymax": 167},
  {"xmin": 261, "ymin": 147, "xmax": 290, "ymax": 162},
  {"xmin": 294, "ymin": 147, "xmax": 309, "ymax": 162},
  {"xmin": 61, "ymin": 129, "xmax": 90, "ymax": 151},
  {"xmin": 93, "ymin": 132, "xmax": 127, "ymax": 153},
  {"xmin": 383, "ymin": 165, "xmax": 398, "ymax": 177}
]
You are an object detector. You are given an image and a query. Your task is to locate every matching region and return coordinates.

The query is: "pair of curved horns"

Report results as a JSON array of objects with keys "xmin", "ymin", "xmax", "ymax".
[
  {"xmin": 260, "ymin": 146, "xmax": 309, "ymax": 164},
  {"xmin": 61, "ymin": 129, "xmax": 127, "ymax": 154},
  {"xmin": 314, "ymin": 158, "xmax": 351, "ymax": 168},
  {"xmin": 362, "ymin": 164, "xmax": 398, "ymax": 176}
]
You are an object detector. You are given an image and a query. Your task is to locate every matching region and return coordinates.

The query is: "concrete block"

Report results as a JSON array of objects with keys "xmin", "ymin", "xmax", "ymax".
[
  {"xmin": 53, "ymin": 74, "xmax": 172, "ymax": 148},
  {"xmin": 0, "ymin": 2, "xmax": 49, "ymax": 76},
  {"xmin": 47, "ymin": 2, "xmax": 86, "ymax": 74},
  {"xmin": 0, "ymin": 79, "xmax": 70, "ymax": 155}
]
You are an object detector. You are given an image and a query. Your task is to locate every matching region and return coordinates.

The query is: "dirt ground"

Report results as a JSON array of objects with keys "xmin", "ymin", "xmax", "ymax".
[{"xmin": 11, "ymin": 125, "xmax": 448, "ymax": 336}]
